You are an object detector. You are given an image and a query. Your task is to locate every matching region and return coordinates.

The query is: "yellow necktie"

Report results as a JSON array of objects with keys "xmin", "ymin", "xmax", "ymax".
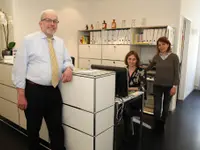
[{"xmin": 47, "ymin": 38, "xmax": 59, "ymax": 87}]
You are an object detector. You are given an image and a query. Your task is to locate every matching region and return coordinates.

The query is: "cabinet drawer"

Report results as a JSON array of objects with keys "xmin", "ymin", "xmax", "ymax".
[
  {"xmin": 63, "ymin": 105, "xmax": 114, "ymax": 136},
  {"xmin": 63, "ymin": 105, "xmax": 93, "ymax": 135},
  {"xmin": 79, "ymin": 58, "xmax": 101, "ymax": 69},
  {"xmin": 63, "ymin": 125, "xmax": 113, "ymax": 150},
  {"xmin": 115, "ymin": 45, "xmax": 130, "ymax": 61},
  {"xmin": 89, "ymin": 45, "xmax": 101, "ymax": 59},
  {"xmin": 102, "ymin": 45, "xmax": 115, "ymax": 60},
  {"xmin": 19, "ymin": 109, "xmax": 26, "ymax": 129},
  {"xmin": 0, "ymin": 98, "xmax": 18, "ymax": 125},
  {"xmin": 0, "ymin": 84, "xmax": 17, "ymax": 103},
  {"xmin": 79, "ymin": 45, "xmax": 101, "ymax": 59},
  {"xmin": 102, "ymin": 60, "xmax": 126, "ymax": 67},
  {"xmin": 0, "ymin": 64, "xmax": 14, "ymax": 87},
  {"xmin": 102, "ymin": 45, "xmax": 130, "ymax": 61},
  {"xmin": 64, "ymin": 126, "xmax": 93, "ymax": 150}
]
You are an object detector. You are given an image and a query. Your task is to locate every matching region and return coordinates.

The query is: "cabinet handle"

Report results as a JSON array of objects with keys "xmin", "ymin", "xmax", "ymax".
[{"xmin": 113, "ymin": 61, "xmax": 115, "ymax": 64}]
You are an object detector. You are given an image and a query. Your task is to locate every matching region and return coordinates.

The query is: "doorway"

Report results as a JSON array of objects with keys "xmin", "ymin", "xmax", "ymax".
[{"xmin": 178, "ymin": 17, "xmax": 191, "ymax": 100}]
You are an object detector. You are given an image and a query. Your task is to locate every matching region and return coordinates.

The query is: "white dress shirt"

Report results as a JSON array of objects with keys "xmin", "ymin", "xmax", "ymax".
[
  {"xmin": 159, "ymin": 52, "xmax": 172, "ymax": 60},
  {"xmin": 12, "ymin": 31, "xmax": 74, "ymax": 89}
]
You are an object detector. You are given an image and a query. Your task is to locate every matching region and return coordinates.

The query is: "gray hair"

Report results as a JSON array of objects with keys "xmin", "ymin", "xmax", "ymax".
[{"xmin": 40, "ymin": 9, "xmax": 58, "ymax": 21}]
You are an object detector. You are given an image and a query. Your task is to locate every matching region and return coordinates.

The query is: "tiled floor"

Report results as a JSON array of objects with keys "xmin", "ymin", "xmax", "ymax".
[{"xmin": 1, "ymin": 90, "xmax": 200, "ymax": 150}]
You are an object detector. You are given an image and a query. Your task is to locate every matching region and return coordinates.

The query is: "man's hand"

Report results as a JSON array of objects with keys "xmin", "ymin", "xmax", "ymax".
[
  {"xmin": 17, "ymin": 89, "xmax": 28, "ymax": 110},
  {"xmin": 61, "ymin": 67, "xmax": 73, "ymax": 83},
  {"xmin": 170, "ymin": 86, "xmax": 176, "ymax": 96}
]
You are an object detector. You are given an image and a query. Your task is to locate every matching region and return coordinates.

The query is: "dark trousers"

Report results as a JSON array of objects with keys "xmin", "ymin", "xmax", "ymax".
[
  {"xmin": 24, "ymin": 80, "xmax": 66, "ymax": 150},
  {"xmin": 153, "ymin": 85, "xmax": 172, "ymax": 122}
]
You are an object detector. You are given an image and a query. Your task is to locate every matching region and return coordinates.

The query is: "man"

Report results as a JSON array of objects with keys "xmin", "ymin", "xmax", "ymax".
[{"xmin": 12, "ymin": 9, "xmax": 73, "ymax": 150}]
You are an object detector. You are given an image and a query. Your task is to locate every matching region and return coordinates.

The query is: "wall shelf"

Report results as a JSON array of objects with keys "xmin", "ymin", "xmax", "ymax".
[{"xmin": 78, "ymin": 25, "xmax": 175, "ymax": 68}]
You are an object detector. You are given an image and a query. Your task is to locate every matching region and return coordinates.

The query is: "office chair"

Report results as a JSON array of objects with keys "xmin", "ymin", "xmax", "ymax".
[
  {"xmin": 131, "ymin": 70, "xmax": 152, "ymax": 135},
  {"xmin": 71, "ymin": 56, "xmax": 75, "ymax": 66}
]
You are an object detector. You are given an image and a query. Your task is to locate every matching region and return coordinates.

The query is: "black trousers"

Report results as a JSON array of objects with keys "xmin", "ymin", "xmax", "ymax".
[
  {"xmin": 153, "ymin": 85, "xmax": 172, "ymax": 122},
  {"xmin": 24, "ymin": 80, "xmax": 66, "ymax": 150}
]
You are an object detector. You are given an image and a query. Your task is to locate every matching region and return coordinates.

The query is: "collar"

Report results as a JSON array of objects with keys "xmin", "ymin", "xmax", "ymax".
[
  {"xmin": 159, "ymin": 52, "xmax": 171, "ymax": 56},
  {"xmin": 39, "ymin": 31, "xmax": 55, "ymax": 40}
]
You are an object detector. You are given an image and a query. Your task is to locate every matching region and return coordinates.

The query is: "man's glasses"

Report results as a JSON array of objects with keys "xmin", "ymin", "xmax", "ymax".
[{"xmin": 41, "ymin": 18, "xmax": 59, "ymax": 24}]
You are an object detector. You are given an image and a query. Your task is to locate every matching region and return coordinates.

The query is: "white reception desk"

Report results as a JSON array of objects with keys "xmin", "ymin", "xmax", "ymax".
[{"xmin": 60, "ymin": 69, "xmax": 115, "ymax": 150}]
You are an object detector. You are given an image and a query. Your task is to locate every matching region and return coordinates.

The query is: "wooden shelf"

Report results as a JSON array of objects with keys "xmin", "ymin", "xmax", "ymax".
[
  {"xmin": 79, "ymin": 44, "xmax": 132, "ymax": 46},
  {"xmin": 79, "ymin": 27, "xmax": 131, "ymax": 32},
  {"xmin": 132, "ymin": 43, "xmax": 156, "ymax": 46},
  {"xmin": 79, "ymin": 29, "xmax": 101, "ymax": 32},
  {"xmin": 79, "ymin": 25, "xmax": 171, "ymax": 32}
]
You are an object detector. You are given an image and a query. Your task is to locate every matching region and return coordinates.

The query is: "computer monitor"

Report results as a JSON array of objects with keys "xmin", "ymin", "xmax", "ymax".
[{"xmin": 91, "ymin": 64, "xmax": 128, "ymax": 97}]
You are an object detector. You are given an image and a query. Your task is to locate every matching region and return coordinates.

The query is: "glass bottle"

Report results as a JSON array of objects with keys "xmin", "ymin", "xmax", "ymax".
[
  {"xmin": 96, "ymin": 21, "xmax": 100, "ymax": 29},
  {"xmin": 111, "ymin": 19, "xmax": 117, "ymax": 29},
  {"xmin": 121, "ymin": 20, "xmax": 126, "ymax": 28},
  {"xmin": 91, "ymin": 24, "xmax": 94, "ymax": 30},
  {"xmin": 141, "ymin": 18, "xmax": 147, "ymax": 26},
  {"xmin": 85, "ymin": 24, "xmax": 88, "ymax": 30},
  {"xmin": 102, "ymin": 20, "xmax": 107, "ymax": 29},
  {"xmin": 131, "ymin": 19, "xmax": 136, "ymax": 27}
]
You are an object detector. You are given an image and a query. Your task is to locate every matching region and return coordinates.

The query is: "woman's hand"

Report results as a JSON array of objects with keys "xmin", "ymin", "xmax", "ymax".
[
  {"xmin": 170, "ymin": 86, "xmax": 176, "ymax": 96},
  {"xmin": 128, "ymin": 87, "xmax": 139, "ymax": 91}
]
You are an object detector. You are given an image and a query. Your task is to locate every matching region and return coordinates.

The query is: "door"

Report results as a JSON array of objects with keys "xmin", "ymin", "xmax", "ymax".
[{"xmin": 178, "ymin": 17, "xmax": 191, "ymax": 101}]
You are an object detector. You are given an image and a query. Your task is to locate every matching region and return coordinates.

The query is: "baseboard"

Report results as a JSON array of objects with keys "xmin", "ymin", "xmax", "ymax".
[{"xmin": 0, "ymin": 115, "xmax": 50, "ymax": 149}]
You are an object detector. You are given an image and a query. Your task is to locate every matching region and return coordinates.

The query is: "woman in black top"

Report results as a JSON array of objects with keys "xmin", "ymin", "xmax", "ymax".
[
  {"xmin": 124, "ymin": 51, "xmax": 146, "ymax": 91},
  {"xmin": 123, "ymin": 50, "xmax": 146, "ymax": 138}
]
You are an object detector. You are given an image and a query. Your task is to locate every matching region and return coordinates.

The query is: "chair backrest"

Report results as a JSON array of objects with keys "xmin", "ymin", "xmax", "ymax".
[{"xmin": 71, "ymin": 56, "xmax": 75, "ymax": 66}]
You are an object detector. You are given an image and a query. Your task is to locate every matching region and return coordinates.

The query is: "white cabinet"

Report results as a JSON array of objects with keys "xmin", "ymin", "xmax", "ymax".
[
  {"xmin": 0, "ymin": 84, "xmax": 17, "ymax": 103},
  {"xmin": 78, "ymin": 26, "xmax": 175, "ymax": 69},
  {"xmin": 0, "ymin": 64, "xmax": 14, "ymax": 87},
  {"xmin": 79, "ymin": 45, "xmax": 101, "ymax": 59},
  {"xmin": 0, "ymin": 98, "xmax": 19, "ymax": 125},
  {"xmin": 102, "ymin": 60, "xmax": 126, "ymax": 67},
  {"xmin": 64, "ymin": 126, "xmax": 113, "ymax": 150},
  {"xmin": 102, "ymin": 45, "xmax": 130, "ymax": 61},
  {"xmin": 79, "ymin": 58, "xmax": 101, "ymax": 69},
  {"xmin": 0, "ymin": 63, "xmax": 49, "ymax": 143},
  {"xmin": 115, "ymin": 45, "xmax": 130, "ymax": 61},
  {"xmin": 19, "ymin": 109, "xmax": 26, "ymax": 129},
  {"xmin": 40, "ymin": 119, "xmax": 49, "ymax": 142},
  {"xmin": 102, "ymin": 45, "xmax": 116, "ymax": 60},
  {"xmin": 60, "ymin": 70, "xmax": 115, "ymax": 150}
]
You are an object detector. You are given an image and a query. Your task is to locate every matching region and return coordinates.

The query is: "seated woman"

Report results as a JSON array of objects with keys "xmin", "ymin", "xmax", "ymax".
[
  {"xmin": 124, "ymin": 50, "xmax": 146, "ymax": 92},
  {"xmin": 123, "ymin": 50, "xmax": 146, "ymax": 138}
]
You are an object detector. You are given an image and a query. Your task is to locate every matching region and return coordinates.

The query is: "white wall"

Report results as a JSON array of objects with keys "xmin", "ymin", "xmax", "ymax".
[
  {"xmin": 195, "ymin": 37, "xmax": 200, "ymax": 90},
  {"xmin": 0, "ymin": 0, "xmax": 14, "ymax": 56},
  {"xmin": 178, "ymin": 0, "xmax": 200, "ymax": 99},
  {"xmin": 12, "ymin": 0, "xmax": 181, "ymax": 62},
  {"xmin": 11, "ymin": 0, "xmax": 200, "ymax": 101},
  {"xmin": 0, "ymin": 0, "xmax": 13, "ymax": 15},
  {"xmin": 12, "ymin": 0, "xmax": 94, "ymax": 59}
]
